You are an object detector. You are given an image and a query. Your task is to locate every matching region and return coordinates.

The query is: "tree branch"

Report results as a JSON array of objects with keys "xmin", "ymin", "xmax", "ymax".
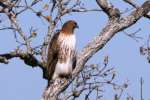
[
  {"xmin": 123, "ymin": 0, "xmax": 138, "ymax": 8},
  {"xmin": 96, "ymin": 0, "xmax": 120, "ymax": 18},
  {"xmin": 42, "ymin": 0, "xmax": 150, "ymax": 100},
  {"xmin": 0, "ymin": 51, "xmax": 44, "ymax": 69},
  {"xmin": 74, "ymin": 0, "xmax": 150, "ymax": 79},
  {"xmin": 123, "ymin": 0, "xmax": 150, "ymax": 20}
]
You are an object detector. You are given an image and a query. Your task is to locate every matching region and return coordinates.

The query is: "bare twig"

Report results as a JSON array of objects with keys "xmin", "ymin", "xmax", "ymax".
[
  {"xmin": 123, "ymin": 28, "xmax": 142, "ymax": 42},
  {"xmin": 140, "ymin": 77, "xmax": 144, "ymax": 100},
  {"xmin": 123, "ymin": 0, "xmax": 138, "ymax": 8}
]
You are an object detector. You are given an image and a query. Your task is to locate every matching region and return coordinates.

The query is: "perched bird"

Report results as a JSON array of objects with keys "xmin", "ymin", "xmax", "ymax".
[{"xmin": 45, "ymin": 20, "xmax": 78, "ymax": 80}]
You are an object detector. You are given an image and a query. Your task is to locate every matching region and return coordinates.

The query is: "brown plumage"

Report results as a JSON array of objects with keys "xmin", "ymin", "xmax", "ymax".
[{"xmin": 45, "ymin": 20, "xmax": 78, "ymax": 80}]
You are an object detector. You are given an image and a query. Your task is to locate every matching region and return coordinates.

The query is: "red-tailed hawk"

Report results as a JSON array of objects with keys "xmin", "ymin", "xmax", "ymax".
[{"xmin": 45, "ymin": 20, "xmax": 78, "ymax": 80}]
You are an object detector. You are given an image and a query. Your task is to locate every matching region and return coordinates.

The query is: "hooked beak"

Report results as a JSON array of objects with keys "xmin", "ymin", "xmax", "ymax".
[{"xmin": 76, "ymin": 24, "xmax": 79, "ymax": 29}]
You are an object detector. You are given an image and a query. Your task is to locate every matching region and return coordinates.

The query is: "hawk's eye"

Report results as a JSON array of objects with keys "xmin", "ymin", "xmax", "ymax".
[{"xmin": 74, "ymin": 23, "xmax": 79, "ymax": 28}]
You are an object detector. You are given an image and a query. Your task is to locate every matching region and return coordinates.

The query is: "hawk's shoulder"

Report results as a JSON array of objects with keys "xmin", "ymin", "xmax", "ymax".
[{"xmin": 44, "ymin": 31, "xmax": 60, "ymax": 79}]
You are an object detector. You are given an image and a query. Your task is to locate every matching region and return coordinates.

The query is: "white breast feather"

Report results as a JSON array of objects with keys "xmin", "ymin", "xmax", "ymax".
[{"xmin": 52, "ymin": 33, "xmax": 76, "ymax": 80}]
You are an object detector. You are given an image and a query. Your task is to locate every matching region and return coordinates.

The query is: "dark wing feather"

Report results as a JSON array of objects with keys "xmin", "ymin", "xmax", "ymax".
[
  {"xmin": 72, "ymin": 53, "xmax": 76, "ymax": 70},
  {"xmin": 45, "ymin": 32, "xmax": 60, "ymax": 80}
]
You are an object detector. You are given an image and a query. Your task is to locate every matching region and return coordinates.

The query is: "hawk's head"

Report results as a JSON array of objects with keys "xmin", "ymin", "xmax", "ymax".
[{"xmin": 61, "ymin": 20, "xmax": 79, "ymax": 34}]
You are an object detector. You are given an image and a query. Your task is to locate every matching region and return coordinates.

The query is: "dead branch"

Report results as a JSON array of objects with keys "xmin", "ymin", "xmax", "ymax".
[{"xmin": 0, "ymin": 50, "xmax": 44, "ymax": 69}]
